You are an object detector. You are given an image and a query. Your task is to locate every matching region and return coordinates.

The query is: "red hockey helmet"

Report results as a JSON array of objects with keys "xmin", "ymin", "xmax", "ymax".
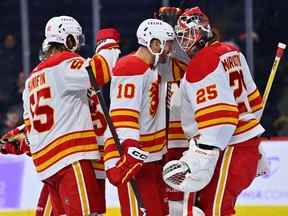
[{"xmin": 175, "ymin": 7, "xmax": 212, "ymax": 52}]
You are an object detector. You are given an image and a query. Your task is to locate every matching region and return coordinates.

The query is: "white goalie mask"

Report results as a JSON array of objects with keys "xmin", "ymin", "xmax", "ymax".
[
  {"xmin": 45, "ymin": 16, "xmax": 85, "ymax": 51},
  {"xmin": 175, "ymin": 7, "xmax": 212, "ymax": 53},
  {"xmin": 136, "ymin": 18, "xmax": 175, "ymax": 65}
]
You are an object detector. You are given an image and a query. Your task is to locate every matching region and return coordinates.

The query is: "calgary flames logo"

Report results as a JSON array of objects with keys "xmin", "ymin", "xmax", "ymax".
[{"xmin": 149, "ymin": 78, "xmax": 160, "ymax": 117}]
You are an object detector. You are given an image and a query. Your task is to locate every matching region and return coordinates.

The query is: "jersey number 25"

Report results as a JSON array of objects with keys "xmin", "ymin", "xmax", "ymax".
[{"xmin": 29, "ymin": 87, "xmax": 54, "ymax": 132}]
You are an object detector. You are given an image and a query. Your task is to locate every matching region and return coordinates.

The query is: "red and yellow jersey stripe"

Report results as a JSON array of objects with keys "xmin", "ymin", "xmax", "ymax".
[
  {"xmin": 172, "ymin": 58, "xmax": 187, "ymax": 81},
  {"xmin": 195, "ymin": 103, "xmax": 239, "ymax": 130},
  {"xmin": 110, "ymin": 108, "xmax": 140, "ymax": 130},
  {"xmin": 32, "ymin": 130, "xmax": 98, "ymax": 173},
  {"xmin": 234, "ymin": 119, "xmax": 259, "ymax": 135},
  {"xmin": 248, "ymin": 89, "xmax": 263, "ymax": 113},
  {"xmin": 104, "ymin": 137, "xmax": 120, "ymax": 162},
  {"xmin": 90, "ymin": 54, "xmax": 111, "ymax": 86},
  {"xmin": 92, "ymin": 145, "xmax": 105, "ymax": 173},
  {"xmin": 168, "ymin": 121, "xmax": 186, "ymax": 141},
  {"xmin": 140, "ymin": 129, "xmax": 166, "ymax": 153}
]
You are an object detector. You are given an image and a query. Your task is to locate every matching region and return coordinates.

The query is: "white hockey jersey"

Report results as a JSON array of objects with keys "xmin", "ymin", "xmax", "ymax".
[
  {"xmin": 167, "ymin": 82, "xmax": 189, "ymax": 149},
  {"xmin": 181, "ymin": 42, "xmax": 265, "ymax": 150},
  {"xmin": 23, "ymin": 51, "xmax": 111, "ymax": 180},
  {"xmin": 104, "ymin": 54, "xmax": 187, "ymax": 169}
]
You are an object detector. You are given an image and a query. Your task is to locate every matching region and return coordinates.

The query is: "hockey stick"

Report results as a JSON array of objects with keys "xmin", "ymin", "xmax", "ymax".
[
  {"xmin": 261, "ymin": 42, "xmax": 286, "ymax": 112},
  {"xmin": 86, "ymin": 66, "xmax": 147, "ymax": 216}
]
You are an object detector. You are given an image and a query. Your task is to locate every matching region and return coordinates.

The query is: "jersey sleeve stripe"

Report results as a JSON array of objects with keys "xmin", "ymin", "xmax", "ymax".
[
  {"xmin": 195, "ymin": 103, "xmax": 238, "ymax": 117},
  {"xmin": 139, "ymin": 129, "xmax": 166, "ymax": 142},
  {"xmin": 168, "ymin": 121, "xmax": 186, "ymax": 140},
  {"xmin": 111, "ymin": 109, "xmax": 140, "ymax": 129},
  {"xmin": 196, "ymin": 110, "xmax": 239, "ymax": 122},
  {"xmin": 168, "ymin": 127, "xmax": 185, "ymax": 134},
  {"xmin": 90, "ymin": 54, "xmax": 111, "ymax": 86},
  {"xmin": 91, "ymin": 160, "xmax": 104, "ymax": 170},
  {"xmin": 111, "ymin": 116, "xmax": 139, "ymax": 124},
  {"xmin": 198, "ymin": 118, "xmax": 239, "ymax": 129},
  {"xmin": 169, "ymin": 121, "xmax": 182, "ymax": 128},
  {"xmin": 248, "ymin": 89, "xmax": 260, "ymax": 101},
  {"xmin": 104, "ymin": 138, "xmax": 120, "ymax": 161},
  {"xmin": 234, "ymin": 119, "xmax": 259, "ymax": 135},
  {"xmin": 98, "ymin": 54, "xmax": 111, "ymax": 84},
  {"xmin": 248, "ymin": 89, "xmax": 263, "ymax": 112},
  {"xmin": 172, "ymin": 59, "xmax": 186, "ymax": 81},
  {"xmin": 111, "ymin": 109, "xmax": 140, "ymax": 118},
  {"xmin": 142, "ymin": 142, "xmax": 166, "ymax": 153},
  {"xmin": 168, "ymin": 134, "xmax": 187, "ymax": 140},
  {"xmin": 104, "ymin": 151, "xmax": 120, "ymax": 162},
  {"xmin": 113, "ymin": 122, "xmax": 139, "ymax": 130},
  {"xmin": 195, "ymin": 104, "xmax": 239, "ymax": 129}
]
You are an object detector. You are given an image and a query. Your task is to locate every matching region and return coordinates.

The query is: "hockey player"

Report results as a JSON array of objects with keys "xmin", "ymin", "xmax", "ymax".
[
  {"xmin": 103, "ymin": 18, "xmax": 179, "ymax": 215},
  {"xmin": 22, "ymin": 16, "xmax": 120, "ymax": 216},
  {"xmin": 156, "ymin": 7, "xmax": 206, "ymax": 216},
  {"xmin": 163, "ymin": 7, "xmax": 265, "ymax": 216}
]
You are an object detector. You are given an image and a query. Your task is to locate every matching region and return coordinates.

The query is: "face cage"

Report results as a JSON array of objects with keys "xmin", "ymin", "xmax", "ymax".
[{"xmin": 175, "ymin": 25, "xmax": 202, "ymax": 52}]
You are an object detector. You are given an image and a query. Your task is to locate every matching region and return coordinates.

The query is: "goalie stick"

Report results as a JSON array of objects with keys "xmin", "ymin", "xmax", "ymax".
[
  {"xmin": 261, "ymin": 42, "xmax": 286, "ymax": 115},
  {"xmin": 86, "ymin": 65, "xmax": 147, "ymax": 216}
]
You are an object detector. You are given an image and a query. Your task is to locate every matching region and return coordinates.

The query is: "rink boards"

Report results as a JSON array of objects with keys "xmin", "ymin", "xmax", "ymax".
[{"xmin": 0, "ymin": 138, "xmax": 288, "ymax": 216}]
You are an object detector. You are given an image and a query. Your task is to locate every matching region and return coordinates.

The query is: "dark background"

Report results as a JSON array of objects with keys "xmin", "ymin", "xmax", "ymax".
[{"xmin": 0, "ymin": 0, "xmax": 287, "ymax": 135}]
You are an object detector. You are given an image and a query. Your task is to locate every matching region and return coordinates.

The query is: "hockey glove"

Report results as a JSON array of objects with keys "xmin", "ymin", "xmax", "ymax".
[
  {"xmin": 107, "ymin": 139, "xmax": 149, "ymax": 186},
  {"xmin": 1, "ymin": 125, "xmax": 26, "ymax": 143},
  {"xmin": 1, "ymin": 139, "xmax": 30, "ymax": 155},
  {"xmin": 163, "ymin": 139, "xmax": 219, "ymax": 192},
  {"xmin": 95, "ymin": 28, "xmax": 120, "ymax": 53},
  {"xmin": 157, "ymin": 7, "xmax": 182, "ymax": 27},
  {"xmin": 1, "ymin": 126, "xmax": 31, "ymax": 155}
]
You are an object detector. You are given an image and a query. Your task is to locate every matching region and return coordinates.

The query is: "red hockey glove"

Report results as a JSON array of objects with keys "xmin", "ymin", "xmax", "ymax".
[
  {"xmin": 1, "ymin": 126, "xmax": 31, "ymax": 156},
  {"xmin": 0, "ymin": 139, "xmax": 30, "ymax": 155},
  {"xmin": 95, "ymin": 28, "xmax": 120, "ymax": 53},
  {"xmin": 156, "ymin": 7, "xmax": 182, "ymax": 27},
  {"xmin": 1, "ymin": 125, "xmax": 25, "ymax": 142},
  {"xmin": 107, "ymin": 139, "xmax": 149, "ymax": 186}
]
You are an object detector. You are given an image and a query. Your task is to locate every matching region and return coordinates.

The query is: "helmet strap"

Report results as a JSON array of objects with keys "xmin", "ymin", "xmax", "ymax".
[{"xmin": 148, "ymin": 39, "xmax": 166, "ymax": 67}]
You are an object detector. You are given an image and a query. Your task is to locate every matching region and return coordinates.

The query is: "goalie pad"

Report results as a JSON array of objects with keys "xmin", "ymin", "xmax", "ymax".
[{"xmin": 163, "ymin": 140, "xmax": 219, "ymax": 192}]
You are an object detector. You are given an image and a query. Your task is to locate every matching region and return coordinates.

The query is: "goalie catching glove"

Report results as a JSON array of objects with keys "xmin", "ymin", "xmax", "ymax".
[
  {"xmin": 107, "ymin": 139, "xmax": 149, "ymax": 186},
  {"xmin": 163, "ymin": 139, "xmax": 219, "ymax": 192}
]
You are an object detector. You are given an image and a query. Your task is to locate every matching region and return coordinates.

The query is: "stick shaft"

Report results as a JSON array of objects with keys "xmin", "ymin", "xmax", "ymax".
[{"xmin": 261, "ymin": 42, "xmax": 286, "ymax": 116}]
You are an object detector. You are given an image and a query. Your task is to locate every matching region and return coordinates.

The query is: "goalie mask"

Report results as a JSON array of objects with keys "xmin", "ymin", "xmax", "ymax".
[
  {"xmin": 175, "ymin": 7, "xmax": 213, "ymax": 53},
  {"xmin": 45, "ymin": 16, "xmax": 85, "ymax": 51},
  {"xmin": 136, "ymin": 19, "xmax": 175, "ymax": 66}
]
